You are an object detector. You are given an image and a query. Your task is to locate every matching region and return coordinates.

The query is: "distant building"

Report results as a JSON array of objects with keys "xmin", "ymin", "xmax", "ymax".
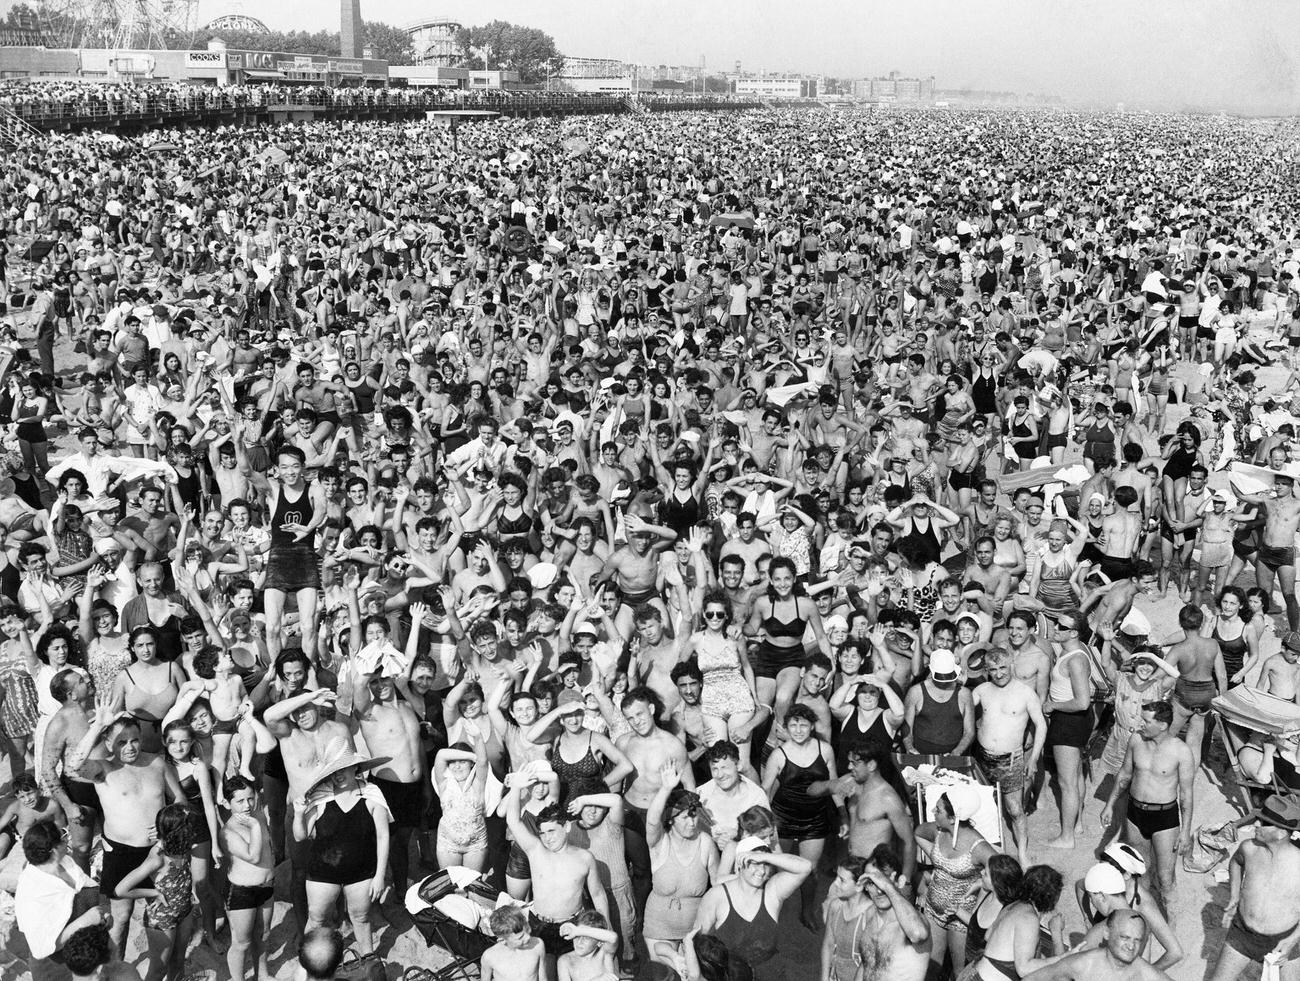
[
  {"xmin": 553, "ymin": 55, "xmax": 631, "ymax": 93},
  {"xmin": 851, "ymin": 71, "xmax": 935, "ymax": 102},
  {"xmin": 733, "ymin": 75, "xmax": 817, "ymax": 99},
  {"xmin": 389, "ymin": 65, "xmax": 518, "ymax": 89}
]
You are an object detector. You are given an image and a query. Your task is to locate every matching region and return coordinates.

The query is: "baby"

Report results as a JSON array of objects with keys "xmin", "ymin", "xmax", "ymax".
[{"xmin": 481, "ymin": 905, "xmax": 544, "ymax": 981}]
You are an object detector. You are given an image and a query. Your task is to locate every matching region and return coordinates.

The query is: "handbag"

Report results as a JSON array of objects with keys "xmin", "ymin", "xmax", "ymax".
[{"xmin": 334, "ymin": 948, "xmax": 385, "ymax": 981}]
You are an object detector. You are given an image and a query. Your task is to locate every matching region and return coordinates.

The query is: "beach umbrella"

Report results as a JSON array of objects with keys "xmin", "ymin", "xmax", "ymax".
[{"xmin": 708, "ymin": 212, "xmax": 756, "ymax": 230}]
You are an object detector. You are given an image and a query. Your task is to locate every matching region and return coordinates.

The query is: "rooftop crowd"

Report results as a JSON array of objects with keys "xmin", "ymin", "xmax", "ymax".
[{"xmin": 0, "ymin": 98, "xmax": 1297, "ymax": 981}]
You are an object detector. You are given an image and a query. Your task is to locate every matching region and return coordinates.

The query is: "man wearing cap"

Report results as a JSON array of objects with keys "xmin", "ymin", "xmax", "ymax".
[
  {"xmin": 903, "ymin": 650, "xmax": 973, "ymax": 755},
  {"xmin": 1023, "ymin": 909, "xmax": 1173, "ymax": 980},
  {"xmin": 1234, "ymin": 470, "xmax": 1300, "ymax": 631},
  {"xmin": 1210, "ymin": 794, "xmax": 1300, "ymax": 981},
  {"xmin": 973, "ymin": 648, "xmax": 1047, "ymax": 867},
  {"xmin": 1102, "ymin": 700, "xmax": 1193, "ymax": 915}
]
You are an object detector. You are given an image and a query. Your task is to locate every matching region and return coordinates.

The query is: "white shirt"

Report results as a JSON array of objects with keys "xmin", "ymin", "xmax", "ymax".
[{"xmin": 698, "ymin": 775, "xmax": 770, "ymax": 847}]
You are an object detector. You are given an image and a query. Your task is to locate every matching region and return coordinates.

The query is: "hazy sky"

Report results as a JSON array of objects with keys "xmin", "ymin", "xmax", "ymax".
[{"xmin": 114, "ymin": 0, "xmax": 1300, "ymax": 112}]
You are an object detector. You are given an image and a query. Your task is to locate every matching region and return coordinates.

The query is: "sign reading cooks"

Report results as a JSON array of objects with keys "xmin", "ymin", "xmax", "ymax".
[{"xmin": 185, "ymin": 50, "xmax": 226, "ymax": 68}]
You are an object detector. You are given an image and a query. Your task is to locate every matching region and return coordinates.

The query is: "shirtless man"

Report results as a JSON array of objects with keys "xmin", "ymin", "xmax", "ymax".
[
  {"xmin": 632, "ymin": 606, "xmax": 682, "ymax": 714},
  {"xmin": 506, "ymin": 765, "xmax": 610, "ymax": 981},
  {"xmin": 69, "ymin": 705, "xmax": 183, "ymax": 957},
  {"xmin": 1234, "ymin": 471, "xmax": 1300, "ymax": 630},
  {"xmin": 1098, "ymin": 486, "xmax": 1144, "ymax": 583},
  {"xmin": 616, "ymin": 687, "xmax": 694, "ymax": 919},
  {"xmin": 965, "ymin": 537, "xmax": 1012, "ymax": 622},
  {"xmin": 717, "ymin": 554, "xmax": 760, "ymax": 623},
  {"xmin": 1082, "ymin": 561, "xmax": 1157, "ymax": 638},
  {"xmin": 973, "ymin": 648, "xmax": 1047, "ymax": 866},
  {"xmin": 1164, "ymin": 605, "xmax": 1226, "ymax": 771},
  {"xmin": 594, "ymin": 513, "xmax": 677, "ymax": 638},
  {"xmin": 998, "ymin": 610, "xmax": 1051, "ymax": 703},
  {"xmin": 1258, "ymin": 631, "xmax": 1300, "ymax": 704},
  {"xmin": 1102, "ymin": 701, "xmax": 1194, "ymax": 916},
  {"xmin": 1211, "ymin": 794, "xmax": 1300, "ymax": 981},
  {"xmin": 264, "ymin": 687, "xmax": 357, "ymax": 940},
  {"xmin": 718, "ymin": 512, "xmax": 771, "ymax": 586},
  {"xmin": 38, "ymin": 668, "xmax": 98, "ymax": 870},
  {"xmin": 668, "ymin": 662, "xmax": 710, "ymax": 781},
  {"xmin": 1024, "ymin": 910, "xmax": 1173, "ymax": 981},
  {"xmin": 352, "ymin": 666, "xmax": 427, "ymax": 891},
  {"xmin": 836, "ymin": 745, "xmax": 916, "ymax": 882},
  {"xmin": 856, "ymin": 845, "xmax": 931, "ymax": 981}
]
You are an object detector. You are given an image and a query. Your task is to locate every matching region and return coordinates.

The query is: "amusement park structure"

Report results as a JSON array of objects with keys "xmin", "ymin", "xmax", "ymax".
[{"xmin": 35, "ymin": 0, "xmax": 200, "ymax": 49}]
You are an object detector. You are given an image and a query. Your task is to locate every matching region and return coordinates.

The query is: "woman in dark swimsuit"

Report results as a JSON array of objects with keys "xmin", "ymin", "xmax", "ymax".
[
  {"xmin": 294, "ymin": 752, "xmax": 392, "ymax": 956},
  {"xmin": 761, "ymin": 705, "xmax": 836, "ymax": 929},
  {"xmin": 1076, "ymin": 403, "xmax": 1117, "ymax": 472},
  {"xmin": 829, "ymin": 675, "xmax": 905, "ymax": 773},
  {"xmin": 526, "ymin": 692, "xmax": 632, "ymax": 806},
  {"xmin": 745, "ymin": 558, "xmax": 832, "ymax": 719},
  {"xmin": 960, "ymin": 854, "xmax": 1022, "ymax": 966},
  {"xmin": 1008, "ymin": 397, "xmax": 1039, "ymax": 470},
  {"xmin": 695, "ymin": 843, "xmax": 813, "ymax": 981},
  {"xmin": 490, "ymin": 472, "xmax": 537, "ymax": 549},
  {"xmin": 654, "ymin": 456, "xmax": 712, "ymax": 540}
]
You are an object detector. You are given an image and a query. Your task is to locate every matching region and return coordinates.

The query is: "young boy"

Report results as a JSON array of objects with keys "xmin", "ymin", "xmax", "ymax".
[
  {"xmin": 556, "ymin": 910, "xmax": 619, "ymax": 981},
  {"xmin": 481, "ymin": 905, "xmax": 545, "ymax": 981},
  {"xmin": 220, "ymin": 775, "xmax": 274, "ymax": 981},
  {"xmin": 0, "ymin": 772, "xmax": 64, "ymax": 892},
  {"xmin": 190, "ymin": 646, "xmax": 254, "ymax": 788}
]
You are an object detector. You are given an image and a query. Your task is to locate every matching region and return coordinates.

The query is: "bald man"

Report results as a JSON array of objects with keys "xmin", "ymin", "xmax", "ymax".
[
  {"xmin": 299, "ymin": 928, "xmax": 345, "ymax": 981},
  {"xmin": 1024, "ymin": 910, "xmax": 1172, "ymax": 981}
]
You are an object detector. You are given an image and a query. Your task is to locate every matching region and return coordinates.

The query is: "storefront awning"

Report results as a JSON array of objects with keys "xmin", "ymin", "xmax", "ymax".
[{"xmin": 243, "ymin": 69, "xmax": 285, "ymax": 80}]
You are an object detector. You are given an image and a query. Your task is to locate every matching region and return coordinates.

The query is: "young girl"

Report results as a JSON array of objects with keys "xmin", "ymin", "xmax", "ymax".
[
  {"xmin": 160, "ymin": 720, "xmax": 221, "ymax": 947},
  {"xmin": 432, "ymin": 735, "xmax": 489, "ymax": 871},
  {"xmin": 221, "ymin": 774, "xmax": 275, "ymax": 981},
  {"xmin": 116, "ymin": 803, "xmax": 196, "ymax": 981}
]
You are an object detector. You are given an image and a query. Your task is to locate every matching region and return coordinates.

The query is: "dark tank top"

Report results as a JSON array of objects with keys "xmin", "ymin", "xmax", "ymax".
[
  {"xmin": 912, "ymin": 682, "xmax": 964, "ymax": 754},
  {"xmin": 270, "ymin": 481, "xmax": 315, "ymax": 548},
  {"xmin": 712, "ymin": 883, "xmax": 779, "ymax": 967}
]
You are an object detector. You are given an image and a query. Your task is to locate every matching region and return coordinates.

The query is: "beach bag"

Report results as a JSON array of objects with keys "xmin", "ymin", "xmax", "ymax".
[
  {"xmin": 335, "ymin": 948, "xmax": 385, "ymax": 981},
  {"xmin": 1182, "ymin": 821, "xmax": 1236, "ymax": 874}
]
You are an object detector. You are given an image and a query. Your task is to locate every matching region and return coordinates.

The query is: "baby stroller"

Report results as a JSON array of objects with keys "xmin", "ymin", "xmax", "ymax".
[{"xmin": 405, "ymin": 868, "xmax": 499, "ymax": 981}]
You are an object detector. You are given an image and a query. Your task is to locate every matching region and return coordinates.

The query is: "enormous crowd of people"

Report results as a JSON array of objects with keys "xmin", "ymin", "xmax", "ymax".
[{"xmin": 0, "ymin": 98, "xmax": 1298, "ymax": 981}]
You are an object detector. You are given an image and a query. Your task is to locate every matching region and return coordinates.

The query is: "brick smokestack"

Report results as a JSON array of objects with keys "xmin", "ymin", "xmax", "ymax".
[{"xmin": 340, "ymin": 0, "xmax": 362, "ymax": 58}]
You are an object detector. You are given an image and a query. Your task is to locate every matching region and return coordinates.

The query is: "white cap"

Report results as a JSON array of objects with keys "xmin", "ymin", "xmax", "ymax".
[
  {"xmin": 930, "ymin": 649, "xmax": 959, "ymax": 681},
  {"xmin": 1119, "ymin": 608, "xmax": 1151, "ymax": 637},
  {"xmin": 1084, "ymin": 862, "xmax": 1126, "ymax": 895},
  {"xmin": 526, "ymin": 562, "xmax": 558, "ymax": 590},
  {"xmin": 1103, "ymin": 842, "xmax": 1147, "ymax": 876}
]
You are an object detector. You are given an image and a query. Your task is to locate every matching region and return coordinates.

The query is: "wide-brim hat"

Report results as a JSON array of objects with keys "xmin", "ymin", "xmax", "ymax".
[
  {"xmin": 1259, "ymin": 793, "xmax": 1300, "ymax": 833},
  {"xmin": 305, "ymin": 748, "xmax": 391, "ymax": 792}
]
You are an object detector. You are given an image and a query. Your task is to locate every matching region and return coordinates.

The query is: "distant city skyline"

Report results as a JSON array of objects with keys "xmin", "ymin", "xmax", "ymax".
[
  {"xmin": 179, "ymin": 0, "xmax": 1300, "ymax": 112},
  {"xmin": 3, "ymin": 0, "xmax": 1292, "ymax": 111}
]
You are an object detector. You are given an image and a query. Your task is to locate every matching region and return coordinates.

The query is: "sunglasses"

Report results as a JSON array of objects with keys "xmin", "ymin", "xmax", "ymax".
[{"xmin": 703, "ymin": 610, "xmax": 727, "ymax": 621}]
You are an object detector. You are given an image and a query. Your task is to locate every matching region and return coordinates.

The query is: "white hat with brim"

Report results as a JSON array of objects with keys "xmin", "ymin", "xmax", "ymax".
[{"xmin": 305, "ymin": 748, "xmax": 391, "ymax": 792}]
